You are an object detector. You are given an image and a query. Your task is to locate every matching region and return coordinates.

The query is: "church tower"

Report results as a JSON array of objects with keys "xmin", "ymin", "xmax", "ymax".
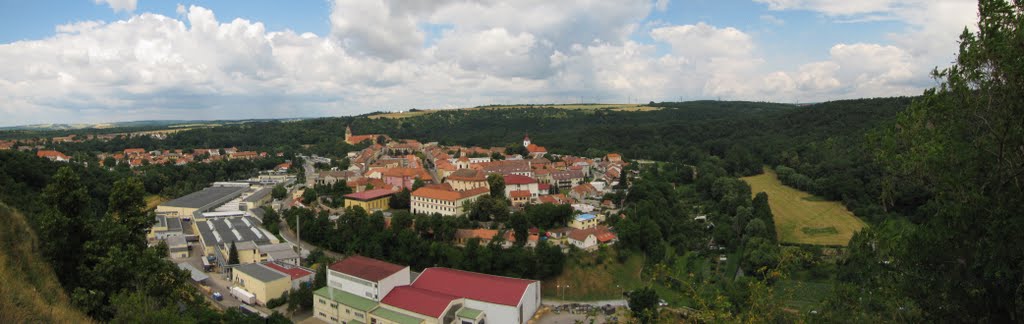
[
  {"xmin": 345, "ymin": 126, "xmax": 352, "ymax": 142},
  {"xmin": 523, "ymin": 133, "xmax": 531, "ymax": 147}
]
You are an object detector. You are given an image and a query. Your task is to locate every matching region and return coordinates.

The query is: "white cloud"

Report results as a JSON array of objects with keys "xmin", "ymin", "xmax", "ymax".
[
  {"xmin": 760, "ymin": 14, "xmax": 785, "ymax": 25},
  {"xmin": 655, "ymin": 0, "xmax": 670, "ymax": 11},
  {"xmin": 94, "ymin": 0, "xmax": 137, "ymax": 12},
  {"xmin": 0, "ymin": 0, "xmax": 980, "ymax": 125}
]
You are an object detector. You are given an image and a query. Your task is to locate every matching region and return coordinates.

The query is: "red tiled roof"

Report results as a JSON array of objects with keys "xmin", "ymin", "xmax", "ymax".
[
  {"xmin": 509, "ymin": 190, "xmax": 532, "ymax": 199},
  {"xmin": 503, "ymin": 174, "xmax": 537, "ymax": 185},
  {"xmin": 381, "ymin": 286, "xmax": 458, "ymax": 318},
  {"xmin": 344, "ymin": 188, "xmax": 395, "ymax": 201},
  {"xmin": 568, "ymin": 226, "xmax": 613, "ymax": 242},
  {"xmin": 526, "ymin": 143, "xmax": 547, "ymax": 153},
  {"xmin": 413, "ymin": 186, "xmax": 489, "ymax": 202},
  {"xmin": 447, "ymin": 169, "xmax": 486, "ymax": 181},
  {"xmin": 412, "ymin": 268, "xmax": 535, "ymax": 306},
  {"xmin": 328, "ymin": 255, "xmax": 405, "ymax": 282},
  {"xmin": 36, "ymin": 150, "xmax": 68, "ymax": 159},
  {"xmin": 264, "ymin": 262, "xmax": 313, "ymax": 280},
  {"xmin": 455, "ymin": 229, "xmax": 499, "ymax": 241}
]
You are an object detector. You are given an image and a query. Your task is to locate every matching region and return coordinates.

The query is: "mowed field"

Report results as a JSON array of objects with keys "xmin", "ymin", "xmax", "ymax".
[
  {"xmin": 368, "ymin": 103, "xmax": 658, "ymax": 119},
  {"xmin": 741, "ymin": 168, "xmax": 866, "ymax": 246}
]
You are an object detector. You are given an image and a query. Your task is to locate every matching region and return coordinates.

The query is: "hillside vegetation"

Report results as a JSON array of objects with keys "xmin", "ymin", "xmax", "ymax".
[{"xmin": 0, "ymin": 202, "xmax": 92, "ymax": 323}]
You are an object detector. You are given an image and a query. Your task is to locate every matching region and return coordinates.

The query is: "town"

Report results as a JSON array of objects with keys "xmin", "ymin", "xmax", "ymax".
[{"xmin": 143, "ymin": 125, "xmax": 633, "ymax": 323}]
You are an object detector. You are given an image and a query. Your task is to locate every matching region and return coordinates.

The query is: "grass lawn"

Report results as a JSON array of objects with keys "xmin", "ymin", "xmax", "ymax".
[
  {"xmin": 741, "ymin": 168, "xmax": 866, "ymax": 246},
  {"xmin": 541, "ymin": 248, "xmax": 646, "ymax": 301},
  {"xmin": 775, "ymin": 280, "xmax": 832, "ymax": 313},
  {"xmin": 144, "ymin": 195, "xmax": 168, "ymax": 211}
]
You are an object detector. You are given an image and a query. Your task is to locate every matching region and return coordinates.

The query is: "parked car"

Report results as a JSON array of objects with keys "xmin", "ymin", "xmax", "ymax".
[
  {"xmin": 212, "ymin": 292, "xmax": 223, "ymax": 301},
  {"xmin": 658, "ymin": 299, "xmax": 668, "ymax": 307}
]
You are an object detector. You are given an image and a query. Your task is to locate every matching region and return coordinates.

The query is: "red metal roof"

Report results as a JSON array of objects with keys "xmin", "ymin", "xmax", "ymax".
[
  {"xmin": 343, "ymin": 188, "xmax": 396, "ymax": 201},
  {"xmin": 504, "ymin": 174, "xmax": 537, "ymax": 185},
  {"xmin": 263, "ymin": 262, "xmax": 313, "ymax": 280},
  {"xmin": 381, "ymin": 286, "xmax": 458, "ymax": 318},
  {"xmin": 412, "ymin": 268, "xmax": 534, "ymax": 306},
  {"xmin": 328, "ymin": 255, "xmax": 405, "ymax": 282}
]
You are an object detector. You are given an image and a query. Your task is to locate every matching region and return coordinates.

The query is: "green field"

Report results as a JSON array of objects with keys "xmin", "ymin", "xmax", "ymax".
[{"xmin": 741, "ymin": 168, "xmax": 866, "ymax": 246}]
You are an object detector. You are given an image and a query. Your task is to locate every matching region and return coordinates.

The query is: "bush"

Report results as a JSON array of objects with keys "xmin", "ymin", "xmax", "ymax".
[{"xmin": 265, "ymin": 292, "xmax": 289, "ymax": 309}]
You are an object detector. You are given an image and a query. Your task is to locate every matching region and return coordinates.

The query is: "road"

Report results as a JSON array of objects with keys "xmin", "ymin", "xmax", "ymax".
[
  {"xmin": 278, "ymin": 218, "xmax": 345, "ymax": 261},
  {"xmin": 542, "ymin": 299, "xmax": 628, "ymax": 307},
  {"xmin": 303, "ymin": 159, "xmax": 316, "ymax": 187}
]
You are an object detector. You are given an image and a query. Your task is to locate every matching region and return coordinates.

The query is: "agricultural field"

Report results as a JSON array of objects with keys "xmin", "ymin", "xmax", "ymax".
[
  {"xmin": 368, "ymin": 103, "xmax": 658, "ymax": 119},
  {"xmin": 741, "ymin": 168, "xmax": 866, "ymax": 246}
]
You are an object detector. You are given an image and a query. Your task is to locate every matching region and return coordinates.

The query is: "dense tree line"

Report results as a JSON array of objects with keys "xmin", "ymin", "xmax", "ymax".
[
  {"xmin": 0, "ymin": 151, "xmax": 286, "ymax": 322},
  {"xmin": 283, "ymin": 206, "xmax": 565, "ymax": 280}
]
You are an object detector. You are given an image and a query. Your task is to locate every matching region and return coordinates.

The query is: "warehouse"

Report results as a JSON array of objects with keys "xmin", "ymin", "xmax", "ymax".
[
  {"xmin": 232, "ymin": 263, "xmax": 290, "ymax": 306},
  {"xmin": 155, "ymin": 186, "xmax": 247, "ymax": 218},
  {"xmin": 241, "ymin": 187, "xmax": 274, "ymax": 211}
]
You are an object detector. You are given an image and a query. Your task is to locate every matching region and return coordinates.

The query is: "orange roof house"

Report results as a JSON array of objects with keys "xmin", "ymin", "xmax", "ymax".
[{"xmin": 37, "ymin": 150, "xmax": 70, "ymax": 162}]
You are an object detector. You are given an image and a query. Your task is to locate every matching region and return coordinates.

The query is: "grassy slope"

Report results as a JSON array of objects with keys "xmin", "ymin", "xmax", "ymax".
[
  {"xmin": 541, "ymin": 248, "xmax": 645, "ymax": 300},
  {"xmin": 0, "ymin": 203, "xmax": 92, "ymax": 323},
  {"xmin": 741, "ymin": 168, "xmax": 866, "ymax": 246}
]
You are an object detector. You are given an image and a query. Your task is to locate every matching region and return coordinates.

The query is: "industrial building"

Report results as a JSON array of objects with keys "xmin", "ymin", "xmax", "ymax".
[
  {"xmin": 232, "ymin": 263, "xmax": 291, "ymax": 306},
  {"xmin": 155, "ymin": 185, "xmax": 247, "ymax": 218},
  {"xmin": 313, "ymin": 256, "xmax": 540, "ymax": 324}
]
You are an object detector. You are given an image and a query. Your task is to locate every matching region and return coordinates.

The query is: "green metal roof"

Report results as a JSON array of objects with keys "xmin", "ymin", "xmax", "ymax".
[
  {"xmin": 456, "ymin": 307, "xmax": 483, "ymax": 319},
  {"xmin": 314, "ymin": 287, "xmax": 378, "ymax": 312},
  {"xmin": 371, "ymin": 307, "xmax": 422, "ymax": 324}
]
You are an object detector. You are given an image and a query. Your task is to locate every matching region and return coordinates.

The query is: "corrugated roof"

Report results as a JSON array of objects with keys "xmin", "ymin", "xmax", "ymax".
[
  {"xmin": 371, "ymin": 306, "xmax": 422, "ymax": 324},
  {"xmin": 329, "ymin": 255, "xmax": 405, "ymax": 282},
  {"xmin": 234, "ymin": 263, "xmax": 288, "ymax": 283},
  {"xmin": 264, "ymin": 262, "xmax": 313, "ymax": 280},
  {"xmin": 381, "ymin": 286, "xmax": 458, "ymax": 318},
  {"xmin": 314, "ymin": 287, "xmax": 379, "ymax": 312},
  {"xmin": 412, "ymin": 268, "xmax": 534, "ymax": 306},
  {"xmin": 161, "ymin": 186, "xmax": 246, "ymax": 209}
]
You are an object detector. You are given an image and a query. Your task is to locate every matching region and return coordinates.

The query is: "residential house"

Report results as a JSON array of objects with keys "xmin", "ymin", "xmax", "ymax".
[
  {"xmin": 569, "ymin": 213, "xmax": 604, "ymax": 230},
  {"xmin": 36, "ymin": 150, "xmax": 70, "ymax": 162},
  {"xmin": 569, "ymin": 183, "xmax": 600, "ymax": 201},
  {"xmin": 446, "ymin": 169, "xmax": 489, "ymax": 191},
  {"xmin": 567, "ymin": 226, "xmax": 617, "ymax": 251}
]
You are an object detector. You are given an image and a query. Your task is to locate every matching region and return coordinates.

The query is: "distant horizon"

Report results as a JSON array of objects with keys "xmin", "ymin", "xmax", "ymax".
[
  {"xmin": 1, "ymin": 0, "xmax": 974, "ymax": 126},
  {"xmin": 0, "ymin": 99, "xmax": 844, "ymax": 129}
]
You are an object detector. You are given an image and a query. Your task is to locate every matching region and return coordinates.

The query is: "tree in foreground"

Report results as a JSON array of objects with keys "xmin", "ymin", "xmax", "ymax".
[
  {"xmin": 228, "ymin": 241, "xmax": 239, "ymax": 265},
  {"xmin": 878, "ymin": 0, "xmax": 1024, "ymax": 321},
  {"xmin": 627, "ymin": 286, "xmax": 659, "ymax": 323}
]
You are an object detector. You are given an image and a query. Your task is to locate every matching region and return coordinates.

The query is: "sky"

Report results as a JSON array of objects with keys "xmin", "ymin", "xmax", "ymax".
[{"xmin": 0, "ymin": 0, "xmax": 979, "ymax": 126}]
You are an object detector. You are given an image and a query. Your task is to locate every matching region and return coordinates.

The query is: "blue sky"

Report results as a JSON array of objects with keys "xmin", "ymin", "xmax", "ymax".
[{"xmin": 0, "ymin": 0, "xmax": 978, "ymax": 126}]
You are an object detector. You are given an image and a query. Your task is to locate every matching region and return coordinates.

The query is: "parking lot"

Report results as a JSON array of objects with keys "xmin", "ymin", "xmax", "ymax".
[{"xmin": 535, "ymin": 304, "xmax": 627, "ymax": 324}]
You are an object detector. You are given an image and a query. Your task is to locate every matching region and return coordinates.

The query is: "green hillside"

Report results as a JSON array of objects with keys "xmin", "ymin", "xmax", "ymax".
[{"xmin": 0, "ymin": 202, "xmax": 92, "ymax": 323}]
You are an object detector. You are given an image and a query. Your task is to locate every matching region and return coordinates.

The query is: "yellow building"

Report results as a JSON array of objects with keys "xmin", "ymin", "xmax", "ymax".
[
  {"xmin": 343, "ymin": 189, "xmax": 394, "ymax": 212},
  {"xmin": 232, "ymin": 263, "xmax": 291, "ymax": 305}
]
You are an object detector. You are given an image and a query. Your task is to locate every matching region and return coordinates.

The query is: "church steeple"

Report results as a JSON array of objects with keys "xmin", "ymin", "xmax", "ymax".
[
  {"xmin": 523, "ymin": 133, "xmax": 531, "ymax": 147},
  {"xmin": 345, "ymin": 125, "xmax": 352, "ymax": 142}
]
